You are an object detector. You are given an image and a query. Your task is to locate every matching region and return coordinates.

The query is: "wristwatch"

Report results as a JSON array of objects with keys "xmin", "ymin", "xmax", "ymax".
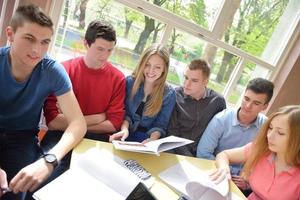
[{"xmin": 42, "ymin": 153, "xmax": 58, "ymax": 168}]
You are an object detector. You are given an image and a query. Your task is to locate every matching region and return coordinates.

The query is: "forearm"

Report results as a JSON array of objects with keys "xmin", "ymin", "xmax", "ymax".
[
  {"xmin": 120, "ymin": 120, "xmax": 129, "ymax": 131},
  {"xmin": 48, "ymin": 113, "xmax": 106, "ymax": 131},
  {"xmin": 48, "ymin": 117, "xmax": 86, "ymax": 160},
  {"xmin": 196, "ymin": 139, "xmax": 217, "ymax": 160},
  {"xmin": 215, "ymin": 151, "xmax": 231, "ymax": 171},
  {"xmin": 47, "ymin": 114, "xmax": 68, "ymax": 131},
  {"xmin": 49, "ymin": 91, "xmax": 87, "ymax": 160},
  {"xmin": 87, "ymin": 120, "xmax": 116, "ymax": 134},
  {"xmin": 84, "ymin": 113, "xmax": 106, "ymax": 126}
]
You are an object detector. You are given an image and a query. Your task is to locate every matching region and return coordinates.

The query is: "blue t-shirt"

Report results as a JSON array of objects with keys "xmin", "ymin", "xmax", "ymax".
[{"xmin": 0, "ymin": 47, "xmax": 71, "ymax": 130}]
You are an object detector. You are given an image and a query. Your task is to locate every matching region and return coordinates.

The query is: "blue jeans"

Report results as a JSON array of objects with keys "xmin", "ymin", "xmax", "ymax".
[{"xmin": 0, "ymin": 129, "xmax": 41, "ymax": 200}]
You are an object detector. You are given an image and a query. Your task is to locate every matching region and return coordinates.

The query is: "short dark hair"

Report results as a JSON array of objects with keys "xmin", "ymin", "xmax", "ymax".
[
  {"xmin": 85, "ymin": 20, "xmax": 116, "ymax": 46},
  {"xmin": 246, "ymin": 78, "xmax": 274, "ymax": 104},
  {"xmin": 187, "ymin": 59, "xmax": 211, "ymax": 78},
  {"xmin": 10, "ymin": 4, "xmax": 53, "ymax": 32}
]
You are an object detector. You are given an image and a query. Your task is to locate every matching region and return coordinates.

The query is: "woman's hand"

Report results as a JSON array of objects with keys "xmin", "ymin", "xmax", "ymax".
[
  {"xmin": 109, "ymin": 129, "xmax": 129, "ymax": 142},
  {"xmin": 141, "ymin": 138, "xmax": 155, "ymax": 144},
  {"xmin": 232, "ymin": 175, "xmax": 250, "ymax": 190},
  {"xmin": 141, "ymin": 131, "xmax": 161, "ymax": 144},
  {"xmin": 209, "ymin": 167, "xmax": 231, "ymax": 184}
]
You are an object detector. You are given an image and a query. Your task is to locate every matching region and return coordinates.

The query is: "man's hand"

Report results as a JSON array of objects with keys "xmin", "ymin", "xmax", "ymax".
[
  {"xmin": 9, "ymin": 158, "xmax": 54, "ymax": 193},
  {"xmin": 0, "ymin": 168, "xmax": 9, "ymax": 197},
  {"xmin": 109, "ymin": 129, "xmax": 129, "ymax": 142},
  {"xmin": 232, "ymin": 175, "xmax": 250, "ymax": 190}
]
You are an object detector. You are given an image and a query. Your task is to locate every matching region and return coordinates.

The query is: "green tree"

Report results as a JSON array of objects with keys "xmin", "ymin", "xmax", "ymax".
[
  {"xmin": 133, "ymin": 0, "xmax": 167, "ymax": 54},
  {"xmin": 216, "ymin": 0, "xmax": 288, "ymax": 83},
  {"xmin": 202, "ymin": 0, "xmax": 240, "ymax": 67},
  {"xmin": 189, "ymin": 0, "xmax": 208, "ymax": 28},
  {"xmin": 123, "ymin": 8, "xmax": 142, "ymax": 39},
  {"xmin": 163, "ymin": 0, "xmax": 189, "ymax": 54}
]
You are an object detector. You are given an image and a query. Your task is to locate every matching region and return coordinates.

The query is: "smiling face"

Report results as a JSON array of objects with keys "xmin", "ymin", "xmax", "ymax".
[
  {"xmin": 267, "ymin": 114, "xmax": 290, "ymax": 155},
  {"xmin": 6, "ymin": 22, "xmax": 52, "ymax": 69},
  {"xmin": 143, "ymin": 54, "xmax": 165, "ymax": 84},
  {"xmin": 84, "ymin": 38, "xmax": 115, "ymax": 68}
]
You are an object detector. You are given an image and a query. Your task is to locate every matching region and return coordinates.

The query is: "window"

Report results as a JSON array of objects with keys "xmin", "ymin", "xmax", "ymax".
[
  {"xmin": 149, "ymin": 0, "xmax": 223, "ymax": 30},
  {"xmin": 52, "ymin": 0, "xmax": 166, "ymax": 77},
  {"xmin": 223, "ymin": 0, "xmax": 291, "ymax": 63},
  {"xmin": 49, "ymin": 0, "xmax": 299, "ymax": 107}
]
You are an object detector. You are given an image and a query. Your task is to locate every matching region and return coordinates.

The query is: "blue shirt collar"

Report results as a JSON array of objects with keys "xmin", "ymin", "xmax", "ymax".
[{"xmin": 232, "ymin": 108, "xmax": 261, "ymax": 128}]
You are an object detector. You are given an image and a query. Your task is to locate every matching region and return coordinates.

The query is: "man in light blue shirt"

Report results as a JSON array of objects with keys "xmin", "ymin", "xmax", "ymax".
[{"xmin": 197, "ymin": 78, "xmax": 274, "ymax": 192}]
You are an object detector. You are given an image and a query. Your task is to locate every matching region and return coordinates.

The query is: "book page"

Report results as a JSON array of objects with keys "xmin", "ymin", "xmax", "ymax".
[
  {"xmin": 112, "ymin": 136, "xmax": 193, "ymax": 155},
  {"xmin": 76, "ymin": 148, "xmax": 141, "ymax": 197},
  {"xmin": 34, "ymin": 148, "xmax": 141, "ymax": 200},
  {"xmin": 159, "ymin": 160, "xmax": 229, "ymax": 199},
  {"xmin": 145, "ymin": 136, "xmax": 193, "ymax": 153},
  {"xmin": 112, "ymin": 140, "xmax": 155, "ymax": 154},
  {"xmin": 33, "ymin": 166, "xmax": 125, "ymax": 200},
  {"xmin": 186, "ymin": 181, "xmax": 226, "ymax": 200},
  {"xmin": 186, "ymin": 182, "xmax": 245, "ymax": 200}
]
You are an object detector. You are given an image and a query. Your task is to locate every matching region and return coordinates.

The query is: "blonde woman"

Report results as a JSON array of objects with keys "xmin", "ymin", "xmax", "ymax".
[
  {"xmin": 110, "ymin": 44, "xmax": 176, "ymax": 143},
  {"xmin": 211, "ymin": 105, "xmax": 300, "ymax": 200}
]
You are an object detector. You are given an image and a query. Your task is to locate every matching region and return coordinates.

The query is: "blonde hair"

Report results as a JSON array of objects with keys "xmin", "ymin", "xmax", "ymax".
[
  {"xmin": 242, "ymin": 105, "xmax": 300, "ymax": 179},
  {"xmin": 131, "ymin": 44, "xmax": 170, "ymax": 117}
]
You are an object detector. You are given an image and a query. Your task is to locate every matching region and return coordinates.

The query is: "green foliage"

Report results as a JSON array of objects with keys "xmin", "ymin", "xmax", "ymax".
[
  {"xmin": 188, "ymin": 0, "xmax": 208, "ymax": 28},
  {"xmin": 229, "ymin": 0, "xmax": 288, "ymax": 56},
  {"xmin": 167, "ymin": 72, "xmax": 180, "ymax": 85}
]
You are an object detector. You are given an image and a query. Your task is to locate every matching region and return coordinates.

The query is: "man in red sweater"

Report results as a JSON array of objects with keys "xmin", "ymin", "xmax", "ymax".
[{"xmin": 41, "ymin": 20, "xmax": 125, "ymax": 181}]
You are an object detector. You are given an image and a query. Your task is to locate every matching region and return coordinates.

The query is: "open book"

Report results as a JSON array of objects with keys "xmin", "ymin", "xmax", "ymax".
[
  {"xmin": 112, "ymin": 136, "xmax": 193, "ymax": 155},
  {"xmin": 33, "ymin": 148, "xmax": 156, "ymax": 200},
  {"xmin": 159, "ymin": 161, "xmax": 244, "ymax": 200}
]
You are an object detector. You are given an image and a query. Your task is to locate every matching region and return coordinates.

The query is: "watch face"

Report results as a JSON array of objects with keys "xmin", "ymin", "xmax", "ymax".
[{"xmin": 45, "ymin": 154, "xmax": 56, "ymax": 162}]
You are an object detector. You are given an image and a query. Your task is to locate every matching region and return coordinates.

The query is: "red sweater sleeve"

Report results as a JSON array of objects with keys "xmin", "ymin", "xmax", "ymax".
[
  {"xmin": 105, "ymin": 74, "xmax": 126, "ymax": 130},
  {"xmin": 43, "ymin": 94, "xmax": 59, "ymax": 125}
]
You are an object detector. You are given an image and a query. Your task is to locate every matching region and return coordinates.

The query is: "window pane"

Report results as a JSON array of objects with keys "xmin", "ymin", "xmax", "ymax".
[
  {"xmin": 167, "ymin": 28, "xmax": 240, "ymax": 95},
  {"xmin": 227, "ymin": 61, "xmax": 271, "ymax": 107},
  {"xmin": 51, "ymin": 0, "xmax": 166, "ymax": 77},
  {"xmin": 149, "ymin": 0, "xmax": 223, "ymax": 30},
  {"xmin": 222, "ymin": 0, "xmax": 291, "ymax": 62}
]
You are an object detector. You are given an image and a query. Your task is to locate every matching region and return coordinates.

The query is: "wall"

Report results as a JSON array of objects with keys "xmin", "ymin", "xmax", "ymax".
[
  {"xmin": 0, "ymin": 0, "xmax": 52, "ymax": 46},
  {"xmin": 267, "ymin": 34, "xmax": 300, "ymax": 115}
]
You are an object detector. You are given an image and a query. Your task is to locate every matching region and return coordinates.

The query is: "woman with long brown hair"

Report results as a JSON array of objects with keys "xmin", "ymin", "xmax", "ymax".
[
  {"xmin": 211, "ymin": 105, "xmax": 300, "ymax": 200},
  {"xmin": 110, "ymin": 44, "xmax": 176, "ymax": 143}
]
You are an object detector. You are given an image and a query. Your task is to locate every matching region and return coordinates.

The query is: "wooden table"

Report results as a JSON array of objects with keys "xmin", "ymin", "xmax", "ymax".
[{"xmin": 72, "ymin": 139, "xmax": 247, "ymax": 200}]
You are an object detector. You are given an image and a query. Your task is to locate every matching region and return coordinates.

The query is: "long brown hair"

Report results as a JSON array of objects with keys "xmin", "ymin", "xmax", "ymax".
[
  {"xmin": 242, "ymin": 105, "xmax": 300, "ymax": 179},
  {"xmin": 131, "ymin": 44, "xmax": 170, "ymax": 117}
]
